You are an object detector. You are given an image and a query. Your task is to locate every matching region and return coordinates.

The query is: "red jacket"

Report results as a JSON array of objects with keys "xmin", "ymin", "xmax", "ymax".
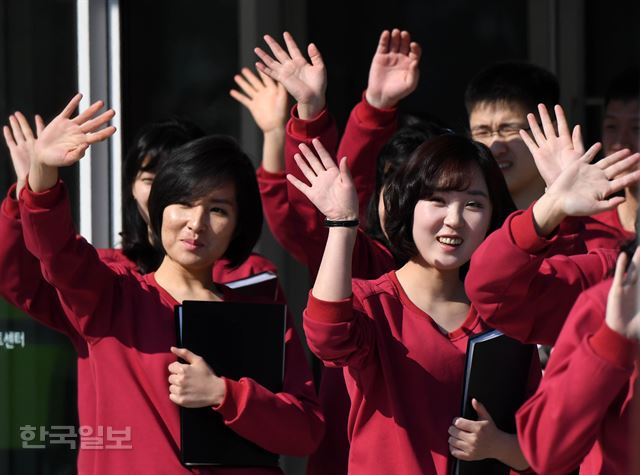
[
  {"xmin": 516, "ymin": 279, "xmax": 639, "ymax": 474},
  {"xmin": 16, "ymin": 181, "xmax": 324, "ymax": 474}
]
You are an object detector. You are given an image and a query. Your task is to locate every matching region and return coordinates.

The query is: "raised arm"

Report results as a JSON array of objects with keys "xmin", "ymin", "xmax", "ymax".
[
  {"xmin": 467, "ymin": 144, "xmax": 640, "ymax": 345},
  {"xmin": 287, "ymin": 138, "xmax": 359, "ymax": 301},
  {"xmin": 338, "ymin": 29, "xmax": 422, "ymax": 221},
  {"xmin": 230, "ymin": 67, "xmax": 288, "ymax": 173},
  {"xmin": 19, "ymin": 94, "xmax": 121, "ymax": 339},
  {"xmin": 516, "ymin": 248, "xmax": 640, "ymax": 473}
]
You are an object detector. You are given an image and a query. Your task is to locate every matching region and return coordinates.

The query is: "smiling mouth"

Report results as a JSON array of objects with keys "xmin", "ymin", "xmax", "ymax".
[
  {"xmin": 437, "ymin": 236, "xmax": 463, "ymax": 246},
  {"xmin": 497, "ymin": 160, "xmax": 512, "ymax": 170}
]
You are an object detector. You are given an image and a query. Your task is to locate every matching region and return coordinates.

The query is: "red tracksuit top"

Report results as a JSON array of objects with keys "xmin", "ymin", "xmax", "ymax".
[
  {"xmin": 15, "ymin": 181, "xmax": 324, "ymax": 475},
  {"xmin": 303, "ymin": 205, "xmax": 619, "ymax": 475},
  {"xmin": 516, "ymin": 279, "xmax": 639, "ymax": 474}
]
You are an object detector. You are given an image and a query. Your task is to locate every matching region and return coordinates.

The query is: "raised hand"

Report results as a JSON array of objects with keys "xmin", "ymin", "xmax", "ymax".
[
  {"xmin": 365, "ymin": 29, "xmax": 421, "ymax": 110},
  {"xmin": 3, "ymin": 112, "xmax": 45, "ymax": 196},
  {"xmin": 34, "ymin": 93, "xmax": 116, "ymax": 169},
  {"xmin": 230, "ymin": 67, "xmax": 288, "ymax": 133},
  {"xmin": 606, "ymin": 247, "xmax": 640, "ymax": 341},
  {"xmin": 520, "ymin": 104, "xmax": 585, "ymax": 187},
  {"xmin": 168, "ymin": 347, "xmax": 226, "ymax": 408},
  {"xmin": 548, "ymin": 147, "xmax": 640, "ymax": 217},
  {"xmin": 287, "ymin": 138, "xmax": 358, "ymax": 221},
  {"xmin": 533, "ymin": 146, "xmax": 640, "ymax": 236},
  {"xmin": 254, "ymin": 32, "xmax": 326, "ymax": 120}
]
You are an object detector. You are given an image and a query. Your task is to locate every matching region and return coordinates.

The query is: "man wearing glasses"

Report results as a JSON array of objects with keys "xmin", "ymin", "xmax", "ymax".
[{"xmin": 464, "ymin": 61, "xmax": 559, "ymax": 209}]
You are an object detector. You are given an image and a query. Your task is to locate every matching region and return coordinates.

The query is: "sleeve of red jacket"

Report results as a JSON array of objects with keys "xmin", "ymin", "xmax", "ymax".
[
  {"xmin": 0, "ymin": 184, "xmax": 82, "ymax": 341},
  {"xmin": 465, "ymin": 206, "xmax": 618, "ymax": 346},
  {"xmin": 302, "ymin": 284, "xmax": 377, "ymax": 371},
  {"xmin": 20, "ymin": 180, "xmax": 120, "ymax": 341},
  {"xmin": 214, "ymin": 310, "xmax": 325, "ymax": 455},
  {"xmin": 516, "ymin": 281, "xmax": 638, "ymax": 474},
  {"xmin": 337, "ymin": 94, "xmax": 398, "ymax": 224}
]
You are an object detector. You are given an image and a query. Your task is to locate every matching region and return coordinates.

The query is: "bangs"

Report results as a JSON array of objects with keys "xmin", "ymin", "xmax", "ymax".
[
  {"xmin": 419, "ymin": 154, "xmax": 476, "ymax": 199},
  {"xmin": 176, "ymin": 170, "xmax": 232, "ymax": 206}
]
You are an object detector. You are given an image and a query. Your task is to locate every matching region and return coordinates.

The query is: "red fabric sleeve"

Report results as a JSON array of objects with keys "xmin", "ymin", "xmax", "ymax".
[
  {"xmin": 303, "ymin": 288, "xmax": 376, "ymax": 370},
  {"xmin": 516, "ymin": 281, "xmax": 636, "ymax": 474},
  {"xmin": 466, "ymin": 209, "xmax": 618, "ymax": 345},
  {"xmin": 213, "ymin": 310, "xmax": 325, "ymax": 456},
  {"xmin": 0, "ymin": 184, "xmax": 85, "ymax": 347},
  {"xmin": 20, "ymin": 180, "xmax": 122, "ymax": 341},
  {"xmin": 337, "ymin": 93, "xmax": 398, "ymax": 224}
]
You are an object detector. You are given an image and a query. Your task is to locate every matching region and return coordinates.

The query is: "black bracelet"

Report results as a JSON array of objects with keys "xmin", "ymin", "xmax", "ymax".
[{"xmin": 323, "ymin": 218, "xmax": 359, "ymax": 228}]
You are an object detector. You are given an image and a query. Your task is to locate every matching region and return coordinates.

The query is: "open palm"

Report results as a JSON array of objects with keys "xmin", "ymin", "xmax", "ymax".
[
  {"xmin": 606, "ymin": 247, "xmax": 640, "ymax": 340},
  {"xmin": 255, "ymin": 32, "xmax": 326, "ymax": 109},
  {"xmin": 34, "ymin": 94, "xmax": 115, "ymax": 168},
  {"xmin": 366, "ymin": 29, "xmax": 421, "ymax": 109},
  {"xmin": 520, "ymin": 104, "xmax": 585, "ymax": 187},
  {"xmin": 547, "ymin": 148, "xmax": 640, "ymax": 216},
  {"xmin": 287, "ymin": 139, "xmax": 358, "ymax": 221}
]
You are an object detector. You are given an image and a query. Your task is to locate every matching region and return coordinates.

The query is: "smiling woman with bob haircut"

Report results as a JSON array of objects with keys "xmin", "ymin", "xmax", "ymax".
[
  {"xmin": 16, "ymin": 95, "xmax": 323, "ymax": 474},
  {"xmin": 287, "ymin": 127, "xmax": 638, "ymax": 474}
]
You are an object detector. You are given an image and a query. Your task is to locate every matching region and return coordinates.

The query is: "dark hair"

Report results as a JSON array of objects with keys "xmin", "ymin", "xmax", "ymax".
[
  {"xmin": 148, "ymin": 135, "xmax": 262, "ymax": 268},
  {"xmin": 365, "ymin": 116, "xmax": 453, "ymax": 245},
  {"xmin": 605, "ymin": 67, "xmax": 639, "ymax": 108},
  {"xmin": 383, "ymin": 134, "xmax": 516, "ymax": 264},
  {"xmin": 465, "ymin": 61, "xmax": 559, "ymax": 116},
  {"xmin": 121, "ymin": 118, "xmax": 205, "ymax": 274}
]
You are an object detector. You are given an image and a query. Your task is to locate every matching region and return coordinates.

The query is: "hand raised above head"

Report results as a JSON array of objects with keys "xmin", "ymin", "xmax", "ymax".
[
  {"xmin": 254, "ymin": 32, "xmax": 326, "ymax": 120},
  {"xmin": 365, "ymin": 29, "xmax": 421, "ymax": 110},
  {"xmin": 33, "ymin": 93, "xmax": 116, "ymax": 169},
  {"xmin": 287, "ymin": 138, "xmax": 358, "ymax": 221},
  {"xmin": 546, "ymin": 146, "xmax": 640, "ymax": 218},
  {"xmin": 606, "ymin": 247, "xmax": 640, "ymax": 341},
  {"xmin": 230, "ymin": 67, "xmax": 288, "ymax": 134},
  {"xmin": 3, "ymin": 111, "xmax": 41, "ymax": 196},
  {"xmin": 520, "ymin": 104, "xmax": 585, "ymax": 187}
]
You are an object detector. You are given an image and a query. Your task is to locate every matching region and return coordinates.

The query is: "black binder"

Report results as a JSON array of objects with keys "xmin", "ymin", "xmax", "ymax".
[
  {"xmin": 452, "ymin": 329, "xmax": 536, "ymax": 475},
  {"xmin": 175, "ymin": 300, "xmax": 287, "ymax": 467}
]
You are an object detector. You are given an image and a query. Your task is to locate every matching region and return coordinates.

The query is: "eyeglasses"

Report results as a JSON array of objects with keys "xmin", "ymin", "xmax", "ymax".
[{"xmin": 470, "ymin": 123, "xmax": 530, "ymax": 141}]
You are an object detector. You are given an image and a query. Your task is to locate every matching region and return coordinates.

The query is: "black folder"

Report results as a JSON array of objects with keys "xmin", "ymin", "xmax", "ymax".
[
  {"xmin": 175, "ymin": 300, "xmax": 287, "ymax": 467},
  {"xmin": 452, "ymin": 329, "xmax": 536, "ymax": 475},
  {"xmin": 223, "ymin": 271, "xmax": 279, "ymax": 301}
]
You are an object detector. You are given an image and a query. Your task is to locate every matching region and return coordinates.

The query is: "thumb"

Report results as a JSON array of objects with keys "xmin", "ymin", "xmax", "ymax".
[
  {"xmin": 472, "ymin": 398, "xmax": 494, "ymax": 422},
  {"xmin": 171, "ymin": 346, "xmax": 199, "ymax": 364},
  {"xmin": 339, "ymin": 156, "xmax": 353, "ymax": 183},
  {"xmin": 35, "ymin": 115, "xmax": 46, "ymax": 137}
]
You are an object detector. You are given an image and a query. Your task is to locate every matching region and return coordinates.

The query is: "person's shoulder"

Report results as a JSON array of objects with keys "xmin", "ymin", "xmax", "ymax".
[
  {"xmin": 353, "ymin": 271, "xmax": 398, "ymax": 301},
  {"xmin": 97, "ymin": 247, "xmax": 140, "ymax": 273}
]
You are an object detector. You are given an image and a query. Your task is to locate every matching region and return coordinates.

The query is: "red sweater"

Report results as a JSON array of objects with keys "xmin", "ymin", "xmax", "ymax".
[
  {"xmin": 516, "ymin": 279, "xmax": 639, "ymax": 474},
  {"xmin": 17, "ymin": 181, "xmax": 324, "ymax": 474},
  {"xmin": 557, "ymin": 208, "xmax": 635, "ymax": 255},
  {"xmin": 466, "ymin": 205, "xmax": 619, "ymax": 345},
  {"xmin": 304, "ymin": 271, "xmax": 540, "ymax": 475}
]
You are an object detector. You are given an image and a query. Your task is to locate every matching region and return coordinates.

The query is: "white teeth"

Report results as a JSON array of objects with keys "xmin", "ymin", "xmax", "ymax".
[
  {"xmin": 438, "ymin": 237, "xmax": 462, "ymax": 245},
  {"xmin": 498, "ymin": 162, "xmax": 511, "ymax": 169}
]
